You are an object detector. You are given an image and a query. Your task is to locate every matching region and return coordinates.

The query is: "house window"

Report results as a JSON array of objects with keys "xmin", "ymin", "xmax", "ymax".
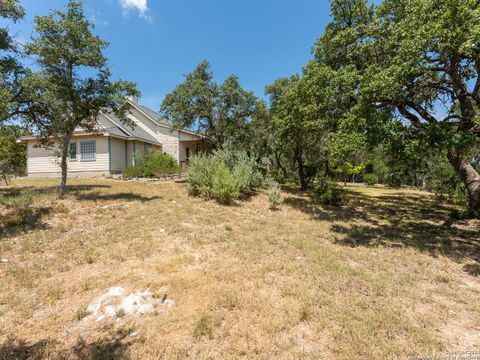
[
  {"xmin": 80, "ymin": 141, "xmax": 96, "ymax": 161},
  {"xmin": 144, "ymin": 143, "xmax": 152, "ymax": 155},
  {"xmin": 186, "ymin": 147, "xmax": 191, "ymax": 161},
  {"xmin": 69, "ymin": 142, "xmax": 77, "ymax": 160}
]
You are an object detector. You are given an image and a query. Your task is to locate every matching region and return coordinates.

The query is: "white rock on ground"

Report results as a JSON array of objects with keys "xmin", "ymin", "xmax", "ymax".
[{"xmin": 84, "ymin": 287, "xmax": 174, "ymax": 322}]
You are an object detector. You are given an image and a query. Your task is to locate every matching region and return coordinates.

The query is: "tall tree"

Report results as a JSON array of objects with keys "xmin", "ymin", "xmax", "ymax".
[
  {"xmin": 24, "ymin": 1, "xmax": 137, "ymax": 197},
  {"xmin": 314, "ymin": 0, "xmax": 480, "ymax": 212},
  {"xmin": 0, "ymin": 0, "xmax": 27, "ymax": 123},
  {"xmin": 267, "ymin": 74, "xmax": 333, "ymax": 190},
  {"xmin": 160, "ymin": 61, "xmax": 259, "ymax": 148}
]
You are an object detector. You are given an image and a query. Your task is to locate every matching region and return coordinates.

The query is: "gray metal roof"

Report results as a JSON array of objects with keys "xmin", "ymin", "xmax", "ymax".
[
  {"xmin": 100, "ymin": 111, "xmax": 161, "ymax": 145},
  {"xmin": 136, "ymin": 104, "xmax": 171, "ymax": 126}
]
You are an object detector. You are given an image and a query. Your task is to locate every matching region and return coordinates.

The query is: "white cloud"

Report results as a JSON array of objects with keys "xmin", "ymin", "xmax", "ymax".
[{"xmin": 119, "ymin": 0, "xmax": 149, "ymax": 18}]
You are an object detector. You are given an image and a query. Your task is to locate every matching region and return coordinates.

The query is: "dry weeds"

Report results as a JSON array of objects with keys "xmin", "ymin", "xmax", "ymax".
[{"xmin": 0, "ymin": 179, "xmax": 479, "ymax": 359}]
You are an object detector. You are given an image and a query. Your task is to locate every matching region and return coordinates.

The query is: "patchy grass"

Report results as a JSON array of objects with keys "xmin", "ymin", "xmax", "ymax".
[{"xmin": 0, "ymin": 179, "xmax": 479, "ymax": 359}]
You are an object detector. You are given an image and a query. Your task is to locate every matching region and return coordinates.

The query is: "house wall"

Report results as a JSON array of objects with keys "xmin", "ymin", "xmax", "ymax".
[
  {"xmin": 128, "ymin": 107, "xmax": 181, "ymax": 162},
  {"xmin": 110, "ymin": 138, "xmax": 128, "ymax": 173},
  {"xmin": 179, "ymin": 140, "xmax": 210, "ymax": 163},
  {"xmin": 125, "ymin": 140, "xmax": 163, "ymax": 166},
  {"xmin": 156, "ymin": 126, "xmax": 180, "ymax": 161},
  {"xmin": 26, "ymin": 135, "xmax": 109, "ymax": 177}
]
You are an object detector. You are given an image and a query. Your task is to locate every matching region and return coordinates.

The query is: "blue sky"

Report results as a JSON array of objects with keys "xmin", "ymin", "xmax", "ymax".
[{"xmin": 10, "ymin": 0, "xmax": 331, "ymax": 110}]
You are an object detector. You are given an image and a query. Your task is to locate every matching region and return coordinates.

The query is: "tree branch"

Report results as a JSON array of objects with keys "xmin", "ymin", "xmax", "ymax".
[{"xmin": 405, "ymin": 101, "xmax": 438, "ymax": 124}]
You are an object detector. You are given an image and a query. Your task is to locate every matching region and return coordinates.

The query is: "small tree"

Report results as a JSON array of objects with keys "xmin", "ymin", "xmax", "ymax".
[
  {"xmin": 23, "ymin": 1, "xmax": 138, "ymax": 197},
  {"xmin": 0, "ymin": 126, "xmax": 26, "ymax": 184}
]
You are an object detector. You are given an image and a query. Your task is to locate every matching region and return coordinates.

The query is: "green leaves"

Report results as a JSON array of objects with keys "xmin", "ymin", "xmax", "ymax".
[
  {"xmin": 0, "ymin": 125, "xmax": 27, "ymax": 182},
  {"xmin": 24, "ymin": 0, "xmax": 138, "ymax": 137},
  {"xmin": 16, "ymin": 0, "xmax": 138, "ymax": 195},
  {"xmin": 26, "ymin": 1, "xmax": 108, "ymax": 68},
  {"xmin": 0, "ymin": 0, "xmax": 26, "ymax": 124},
  {"xmin": 160, "ymin": 61, "xmax": 259, "ymax": 148}
]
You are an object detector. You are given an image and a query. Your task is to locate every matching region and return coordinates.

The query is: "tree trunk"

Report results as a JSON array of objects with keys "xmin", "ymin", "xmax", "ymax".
[
  {"xmin": 447, "ymin": 148, "xmax": 480, "ymax": 212},
  {"xmin": 295, "ymin": 147, "xmax": 308, "ymax": 191},
  {"xmin": 289, "ymin": 157, "xmax": 296, "ymax": 179},
  {"xmin": 59, "ymin": 132, "xmax": 73, "ymax": 199},
  {"xmin": 274, "ymin": 151, "xmax": 287, "ymax": 178}
]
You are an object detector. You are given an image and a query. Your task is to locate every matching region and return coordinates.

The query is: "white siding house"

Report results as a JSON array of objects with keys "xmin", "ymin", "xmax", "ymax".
[{"xmin": 21, "ymin": 98, "xmax": 210, "ymax": 177}]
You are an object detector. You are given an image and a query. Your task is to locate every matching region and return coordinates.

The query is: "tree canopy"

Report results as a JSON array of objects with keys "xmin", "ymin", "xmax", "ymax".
[
  {"xmin": 0, "ymin": 0, "xmax": 26, "ymax": 123},
  {"xmin": 160, "ymin": 61, "xmax": 260, "ymax": 148},
  {"xmin": 23, "ymin": 1, "xmax": 138, "ymax": 196},
  {"xmin": 306, "ymin": 0, "xmax": 480, "ymax": 211}
]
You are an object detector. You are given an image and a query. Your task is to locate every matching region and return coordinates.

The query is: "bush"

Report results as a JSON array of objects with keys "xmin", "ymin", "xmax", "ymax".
[
  {"xmin": 314, "ymin": 175, "xmax": 343, "ymax": 206},
  {"xmin": 321, "ymin": 186, "xmax": 343, "ymax": 206},
  {"xmin": 143, "ymin": 151, "xmax": 180, "ymax": 177},
  {"xmin": 426, "ymin": 157, "xmax": 469, "ymax": 207},
  {"xmin": 211, "ymin": 163, "xmax": 240, "ymax": 204},
  {"xmin": 364, "ymin": 173, "xmax": 379, "ymax": 186},
  {"xmin": 122, "ymin": 151, "xmax": 180, "ymax": 178},
  {"xmin": 187, "ymin": 147, "xmax": 262, "ymax": 204},
  {"xmin": 233, "ymin": 162, "xmax": 254, "ymax": 195},
  {"xmin": 267, "ymin": 170, "xmax": 285, "ymax": 184},
  {"xmin": 122, "ymin": 166, "xmax": 144, "ymax": 178},
  {"xmin": 187, "ymin": 156, "xmax": 216, "ymax": 197},
  {"xmin": 267, "ymin": 179, "xmax": 282, "ymax": 209}
]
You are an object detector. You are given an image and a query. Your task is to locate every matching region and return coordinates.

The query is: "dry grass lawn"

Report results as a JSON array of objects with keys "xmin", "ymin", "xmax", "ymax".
[{"xmin": 0, "ymin": 178, "xmax": 479, "ymax": 359}]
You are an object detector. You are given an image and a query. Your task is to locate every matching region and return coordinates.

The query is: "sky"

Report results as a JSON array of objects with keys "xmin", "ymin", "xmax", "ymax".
[{"xmin": 9, "ymin": 0, "xmax": 331, "ymax": 110}]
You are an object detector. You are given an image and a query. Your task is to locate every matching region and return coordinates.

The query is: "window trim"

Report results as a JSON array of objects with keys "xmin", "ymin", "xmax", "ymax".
[
  {"xmin": 69, "ymin": 142, "xmax": 78, "ymax": 161},
  {"xmin": 80, "ymin": 140, "xmax": 97, "ymax": 162}
]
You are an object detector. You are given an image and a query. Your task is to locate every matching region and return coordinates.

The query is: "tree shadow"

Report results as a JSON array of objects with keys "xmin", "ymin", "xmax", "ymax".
[
  {"xmin": 0, "ymin": 184, "xmax": 113, "ymax": 240},
  {"xmin": 0, "ymin": 327, "xmax": 134, "ymax": 360},
  {"xmin": 283, "ymin": 185, "xmax": 480, "ymax": 264},
  {"xmin": 0, "ymin": 207, "xmax": 53, "ymax": 239},
  {"xmin": 0, "ymin": 184, "xmax": 112, "ymax": 198},
  {"xmin": 74, "ymin": 192, "xmax": 162, "ymax": 203},
  {"xmin": 0, "ymin": 338, "xmax": 59, "ymax": 360},
  {"xmin": 72, "ymin": 326, "xmax": 134, "ymax": 360}
]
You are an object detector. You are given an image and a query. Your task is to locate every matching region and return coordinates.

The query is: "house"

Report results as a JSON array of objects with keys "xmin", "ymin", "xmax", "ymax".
[{"xmin": 20, "ymin": 97, "xmax": 209, "ymax": 177}]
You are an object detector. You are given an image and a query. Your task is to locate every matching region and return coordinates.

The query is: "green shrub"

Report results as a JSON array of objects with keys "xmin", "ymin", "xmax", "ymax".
[
  {"xmin": 122, "ymin": 151, "xmax": 180, "ymax": 178},
  {"xmin": 211, "ymin": 163, "xmax": 240, "ymax": 204},
  {"xmin": 187, "ymin": 156, "xmax": 216, "ymax": 197},
  {"xmin": 321, "ymin": 186, "xmax": 343, "ymax": 206},
  {"xmin": 187, "ymin": 147, "xmax": 262, "ymax": 204},
  {"xmin": 364, "ymin": 173, "xmax": 379, "ymax": 186},
  {"xmin": 313, "ymin": 175, "xmax": 343, "ymax": 206},
  {"xmin": 233, "ymin": 162, "xmax": 254, "ymax": 195},
  {"xmin": 268, "ymin": 170, "xmax": 285, "ymax": 184},
  {"xmin": 143, "ymin": 151, "xmax": 180, "ymax": 177},
  {"xmin": 267, "ymin": 179, "xmax": 282, "ymax": 209},
  {"xmin": 122, "ymin": 166, "xmax": 144, "ymax": 178}
]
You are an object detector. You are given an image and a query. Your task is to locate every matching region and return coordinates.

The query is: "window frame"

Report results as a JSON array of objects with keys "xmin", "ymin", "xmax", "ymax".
[
  {"xmin": 144, "ymin": 143, "xmax": 152, "ymax": 155},
  {"xmin": 80, "ymin": 140, "xmax": 97, "ymax": 162},
  {"xmin": 69, "ymin": 142, "xmax": 78, "ymax": 161}
]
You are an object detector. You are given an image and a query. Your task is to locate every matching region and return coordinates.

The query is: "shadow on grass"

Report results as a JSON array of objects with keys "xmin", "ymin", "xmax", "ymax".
[
  {"xmin": 283, "ymin": 185, "xmax": 480, "ymax": 264},
  {"xmin": 75, "ymin": 192, "xmax": 161, "ymax": 203},
  {"xmin": 0, "ymin": 328, "xmax": 134, "ymax": 360},
  {"xmin": 0, "ymin": 184, "xmax": 112, "ymax": 198},
  {"xmin": 0, "ymin": 207, "xmax": 53, "ymax": 239},
  {"xmin": 0, "ymin": 183, "xmax": 159, "ymax": 239}
]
